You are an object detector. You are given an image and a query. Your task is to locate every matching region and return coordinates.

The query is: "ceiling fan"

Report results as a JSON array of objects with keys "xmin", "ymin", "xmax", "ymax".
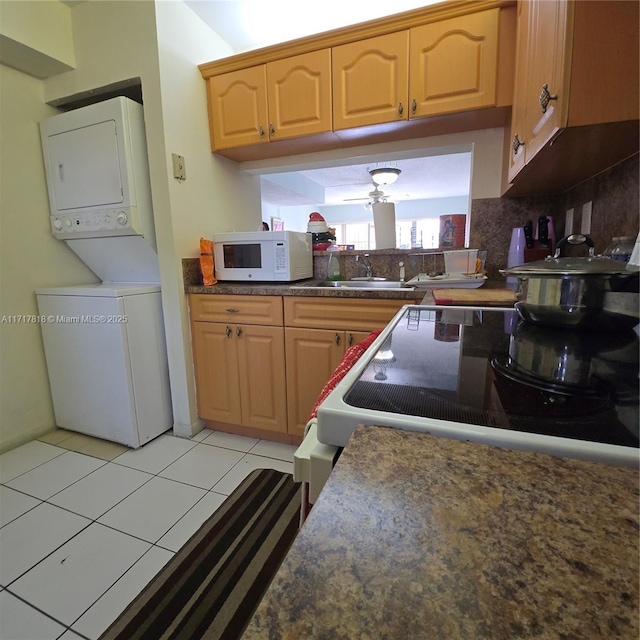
[
  {"xmin": 342, "ymin": 167, "xmax": 405, "ymax": 205},
  {"xmin": 343, "ymin": 186, "xmax": 389, "ymax": 204}
]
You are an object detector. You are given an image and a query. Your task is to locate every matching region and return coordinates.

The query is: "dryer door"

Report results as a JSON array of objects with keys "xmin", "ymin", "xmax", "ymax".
[{"xmin": 44, "ymin": 119, "xmax": 125, "ymax": 212}]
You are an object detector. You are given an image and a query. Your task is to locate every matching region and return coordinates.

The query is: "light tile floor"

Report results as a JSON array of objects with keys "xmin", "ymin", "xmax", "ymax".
[{"xmin": 0, "ymin": 429, "xmax": 296, "ymax": 640}]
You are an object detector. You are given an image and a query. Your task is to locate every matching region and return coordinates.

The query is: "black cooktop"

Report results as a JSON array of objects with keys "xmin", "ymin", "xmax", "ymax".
[{"xmin": 344, "ymin": 308, "xmax": 639, "ymax": 449}]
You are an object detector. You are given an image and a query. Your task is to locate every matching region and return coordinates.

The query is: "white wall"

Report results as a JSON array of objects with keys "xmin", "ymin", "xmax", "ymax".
[
  {"xmin": 153, "ymin": 0, "xmax": 262, "ymax": 435},
  {"xmin": 0, "ymin": 64, "xmax": 99, "ymax": 452},
  {"xmin": 0, "ymin": 0, "xmax": 75, "ymax": 77},
  {"xmin": 44, "ymin": 0, "xmax": 261, "ymax": 438}
]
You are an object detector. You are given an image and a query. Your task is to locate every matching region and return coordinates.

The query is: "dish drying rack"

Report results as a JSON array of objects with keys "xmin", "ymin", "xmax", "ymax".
[{"xmin": 407, "ymin": 250, "xmax": 487, "ymax": 289}]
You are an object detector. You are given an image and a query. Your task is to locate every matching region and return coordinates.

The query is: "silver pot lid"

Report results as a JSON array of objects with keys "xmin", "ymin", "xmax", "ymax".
[
  {"xmin": 501, "ymin": 233, "xmax": 632, "ymax": 277},
  {"xmin": 502, "ymin": 255, "xmax": 631, "ymax": 276}
]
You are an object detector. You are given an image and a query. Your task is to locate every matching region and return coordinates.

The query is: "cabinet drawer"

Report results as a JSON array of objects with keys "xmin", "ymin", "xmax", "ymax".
[
  {"xmin": 284, "ymin": 297, "xmax": 408, "ymax": 331},
  {"xmin": 190, "ymin": 294, "xmax": 283, "ymax": 326}
]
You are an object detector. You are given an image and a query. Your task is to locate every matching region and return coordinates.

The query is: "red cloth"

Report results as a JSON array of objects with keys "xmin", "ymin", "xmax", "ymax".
[{"xmin": 307, "ymin": 330, "xmax": 382, "ymax": 421}]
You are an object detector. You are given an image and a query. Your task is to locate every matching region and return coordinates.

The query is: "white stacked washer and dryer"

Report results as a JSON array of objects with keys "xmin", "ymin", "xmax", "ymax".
[{"xmin": 36, "ymin": 97, "xmax": 172, "ymax": 448}]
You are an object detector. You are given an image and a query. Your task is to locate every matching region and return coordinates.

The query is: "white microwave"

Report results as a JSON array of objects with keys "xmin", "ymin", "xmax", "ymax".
[{"xmin": 212, "ymin": 230, "xmax": 313, "ymax": 282}]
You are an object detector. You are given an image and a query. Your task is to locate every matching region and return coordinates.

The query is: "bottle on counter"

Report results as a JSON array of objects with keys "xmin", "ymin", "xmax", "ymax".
[
  {"xmin": 327, "ymin": 251, "xmax": 343, "ymax": 281},
  {"xmin": 602, "ymin": 237, "xmax": 620, "ymax": 258},
  {"xmin": 610, "ymin": 236, "xmax": 635, "ymax": 262}
]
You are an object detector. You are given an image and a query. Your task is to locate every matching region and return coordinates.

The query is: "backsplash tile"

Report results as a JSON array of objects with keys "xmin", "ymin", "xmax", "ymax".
[
  {"xmin": 561, "ymin": 153, "xmax": 639, "ymax": 244},
  {"xmin": 471, "ymin": 153, "xmax": 639, "ymax": 280},
  {"xmin": 470, "ymin": 195, "xmax": 556, "ymax": 281}
]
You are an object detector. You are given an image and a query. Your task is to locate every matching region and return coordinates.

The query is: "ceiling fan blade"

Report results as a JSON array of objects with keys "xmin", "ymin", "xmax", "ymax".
[{"xmin": 343, "ymin": 196, "xmax": 370, "ymax": 202}]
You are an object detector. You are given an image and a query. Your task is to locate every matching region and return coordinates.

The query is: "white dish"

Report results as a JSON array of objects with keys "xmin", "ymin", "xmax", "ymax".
[{"xmin": 406, "ymin": 274, "xmax": 487, "ymax": 289}]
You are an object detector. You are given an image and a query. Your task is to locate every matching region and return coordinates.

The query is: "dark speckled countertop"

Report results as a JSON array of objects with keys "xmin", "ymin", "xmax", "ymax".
[
  {"xmin": 187, "ymin": 280, "xmax": 425, "ymax": 301},
  {"xmin": 243, "ymin": 425, "xmax": 639, "ymax": 640},
  {"xmin": 182, "ymin": 257, "xmax": 511, "ymax": 303}
]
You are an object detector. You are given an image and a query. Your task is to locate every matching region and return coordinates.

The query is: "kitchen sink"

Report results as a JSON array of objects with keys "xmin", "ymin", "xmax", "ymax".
[{"xmin": 293, "ymin": 280, "xmax": 413, "ymax": 290}]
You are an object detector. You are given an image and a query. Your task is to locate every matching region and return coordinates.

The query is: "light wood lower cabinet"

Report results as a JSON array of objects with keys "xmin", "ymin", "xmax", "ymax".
[
  {"xmin": 189, "ymin": 294, "xmax": 288, "ymax": 435},
  {"xmin": 284, "ymin": 297, "xmax": 411, "ymax": 436},
  {"xmin": 190, "ymin": 294, "xmax": 414, "ymax": 441},
  {"xmin": 192, "ymin": 322, "xmax": 287, "ymax": 433},
  {"xmin": 285, "ymin": 328, "xmax": 372, "ymax": 436}
]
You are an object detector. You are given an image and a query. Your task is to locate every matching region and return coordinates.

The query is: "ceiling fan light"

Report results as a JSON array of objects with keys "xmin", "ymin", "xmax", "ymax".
[{"xmin": 369, "ymin": 167, "xmax": 401, "ymax": 185}]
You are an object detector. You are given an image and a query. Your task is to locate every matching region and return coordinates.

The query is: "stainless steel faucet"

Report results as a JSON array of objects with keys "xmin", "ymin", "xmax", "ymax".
[{"xmin": 356, "ymin": 253, "xmax": 373, "ymax": 278}]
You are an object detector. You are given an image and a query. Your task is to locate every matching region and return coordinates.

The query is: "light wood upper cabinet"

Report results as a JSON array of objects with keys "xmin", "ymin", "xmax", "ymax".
[
  {"xmin": 267, "ymin": 49, "xmax": 332, "ymax": 140},
  {"xmin": 520, "ymin": 0, "xmax": 571, "ymax": 162},
  {"xmin": 505, "ymin": 0, "xmax": 639, "ymax": 194},
  {"xmin": 332, "ymin": 31, "xmax": 409, "ymax": 130},
  {"xmin": 207, "ymin": 66, "xmax": 269, "ymax": 151},
  {"xmin": 200, "ymin": 2, "xmax": 517, "ymax": 160},
  {"xmin": 409, "ymin": 9, "xmax": 499, "ymax": 118},
  {"xmin": 506, "ymin": 0, "xmax": 530, "ymax": 182},
  {"xmin": 207, "ymin": 51, "xmax": 331, "ymax": 151}
]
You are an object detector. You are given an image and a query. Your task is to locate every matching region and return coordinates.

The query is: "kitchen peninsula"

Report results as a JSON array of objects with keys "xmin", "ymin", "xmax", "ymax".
[{"xmin": 242, "ymin": 425, "xmax": 639, "ymax": 639}]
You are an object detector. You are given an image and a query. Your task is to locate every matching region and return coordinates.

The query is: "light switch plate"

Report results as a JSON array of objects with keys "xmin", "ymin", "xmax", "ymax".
[
  {"xmin": 172, "ymin": 153, "xmax": 186, "ymax": 181},
  {"xmin": 565, "ymin": 208, "xmax": 574, "ymax": 235},
  {"xmin": 581, "ymin": 201, "xmax": 592, "ymax": 234}
]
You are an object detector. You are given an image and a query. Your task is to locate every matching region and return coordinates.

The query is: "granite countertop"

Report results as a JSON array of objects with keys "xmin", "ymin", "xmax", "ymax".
[
  {"xmin": 182, "ymin": 257, "xmax": 511, "ymax": 302},
  {"xmin": 186, "ymin": 280, "xmax": 424, "ymax": 300},
  {"xmin": 243, "ymin": 425, "xmax": 639, "ymax": 639}
]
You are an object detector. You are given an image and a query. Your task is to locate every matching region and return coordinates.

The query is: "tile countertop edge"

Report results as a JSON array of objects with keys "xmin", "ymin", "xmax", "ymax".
[{"xmin": 242, "ymin": 425, "xmax": 639, "ymax": 640}]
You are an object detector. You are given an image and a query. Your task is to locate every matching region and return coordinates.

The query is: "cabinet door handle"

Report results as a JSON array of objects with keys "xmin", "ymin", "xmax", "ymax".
[
  {"xmin": 347, "ymin": 333, "xmax": 354, "ymax": 347},
  {"xmin": 225, "ymin": 326, "xmax": 232, "ymax": 338},
  {"xmin": 226, "ymin": 307, "xmax": 239, "ymax": 313},
  {"xmin": 334, "ymin": 333, "xmax": 340, "ymax": 345},
  {"xmin": 236, "ymin": 326, "xmax": 243, "ymax": 338},
  {"xmin": 259, "ymin": 125, "xmax": 265, "ymax": 137},
  {"xmin": 411, "ymin": 98, "xmax": 417, "ymax": 114},
  {"xmin": 269, "ymin": 123, "xmax": 275, "ymax": 136},
  {"xmin": 398, "ymin": 102, "xmax": 404, "ymax": 116},
  {"xmin": 512, "ymin": 134, "xmax": 525, "ymax": 155},
  {"xmin": 539, "ymin": 84, "xmax": 558, "ymax": 114}
]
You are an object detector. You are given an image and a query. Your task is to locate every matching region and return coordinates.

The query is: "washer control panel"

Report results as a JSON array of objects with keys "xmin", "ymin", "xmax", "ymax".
[{"xmin": 50, "ymin": 208, "xmax": 141, "ymax": 239}]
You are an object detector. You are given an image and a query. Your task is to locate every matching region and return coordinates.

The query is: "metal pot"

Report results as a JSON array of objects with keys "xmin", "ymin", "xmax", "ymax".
[
  {"xmin": 507, "ymin": 320, "xmax": 637, "ymax": 388},
  {"xmin": 501, "ymin": 234, "xmax": 639, "ymax": 330}
]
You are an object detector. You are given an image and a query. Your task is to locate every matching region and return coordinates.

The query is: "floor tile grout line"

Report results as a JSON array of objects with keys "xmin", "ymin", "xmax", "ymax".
[
  {"xmin": 10, "ymin": 455, "xmax": 111, "ymax": 504},
  {"xmin": 1, "ymin": 518, "xmax": 94, "ymax": 590},
  {"xmin": 4, "ymin": 517, "xmax": 175, "ymax": 635},
  {"xmin": 0, "ymin": 484, "xmax": 44, "ymax": 529},
  {"xmin": 0, "ymin": 445, "xmax": 69, "ymax": 484},
  {"xmin": 65, "ymin": 543, "xmax": 175, "ymax": 637},
  {"xmin": 3, "ymin": 449, "xmax": 239, "ymax": 533},
  {"xmin": 2, "ymin": 586, "xmax": 91, "ymax": 640},
  {"xmin": 1, "ymin": 434, "xmax": 297, "ymax": 640},
  {"xmin": 2, "ymin": 445, "xmax": 294, "ymax": 529}
]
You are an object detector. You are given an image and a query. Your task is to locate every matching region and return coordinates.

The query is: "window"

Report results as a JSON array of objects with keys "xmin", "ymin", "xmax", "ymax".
[{"xmin": 333, "ymin": 218, "xmax": 441, "ymax": 250}]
